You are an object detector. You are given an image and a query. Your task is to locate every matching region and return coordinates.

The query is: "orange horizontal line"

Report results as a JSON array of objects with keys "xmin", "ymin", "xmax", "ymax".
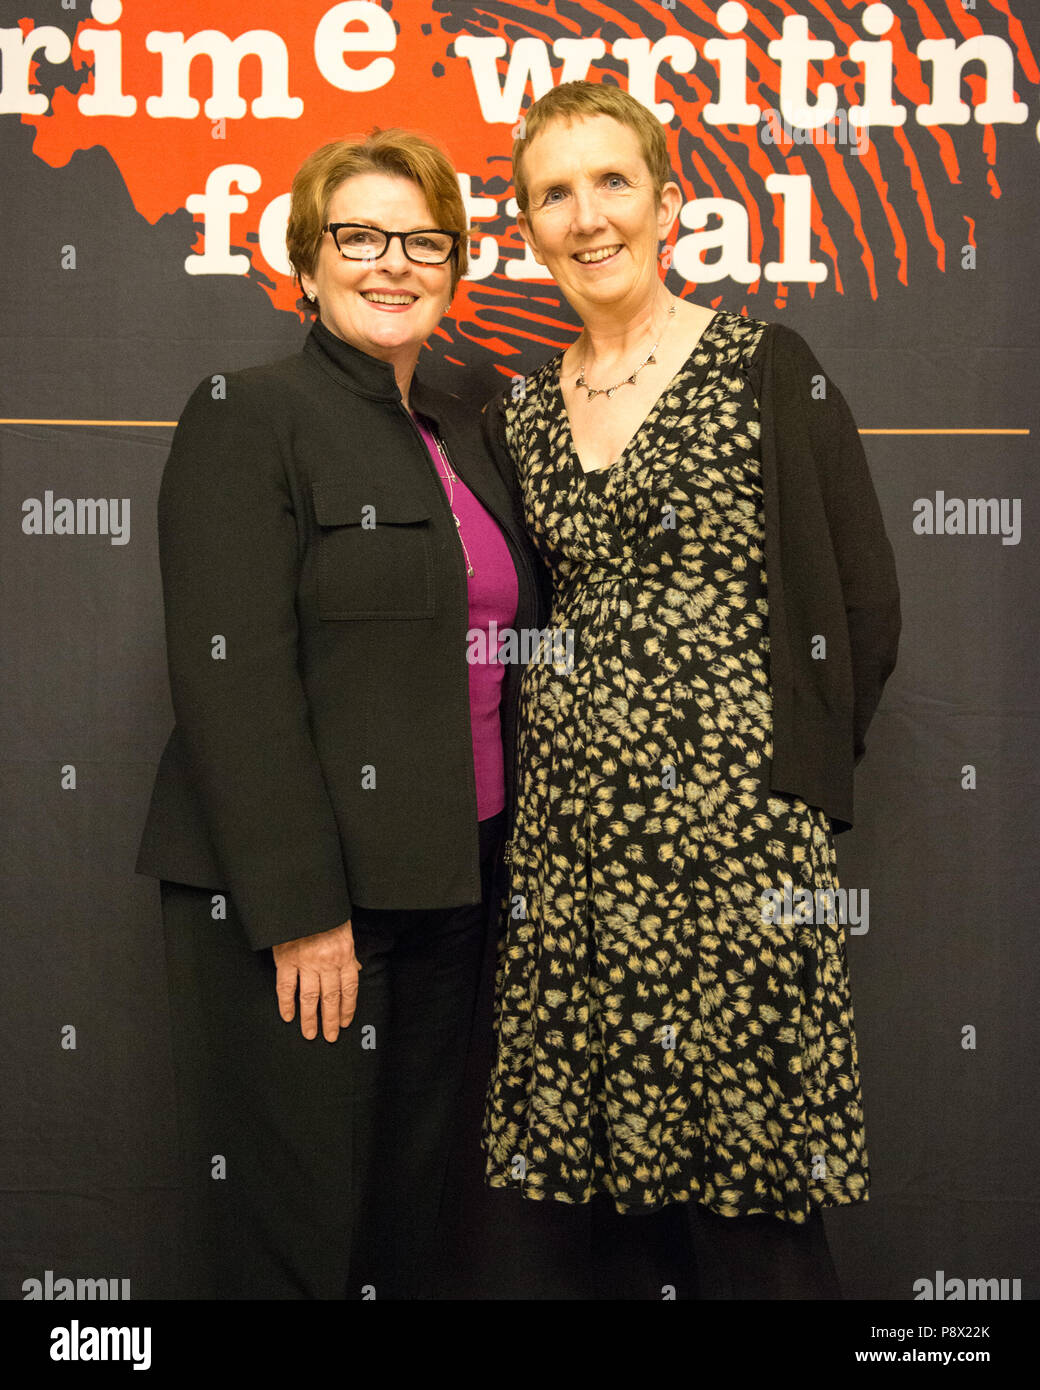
[
  {"xmin": 0, "ymin": 420, "xmax": 1030, "ymax": 435},
  {"xmin": 1, "ymin": 418, "xmax": 178, "ymax": 427},
  {"xmin": 860, "ymin": 428, "xmax": 1029, "ymax": 436}
]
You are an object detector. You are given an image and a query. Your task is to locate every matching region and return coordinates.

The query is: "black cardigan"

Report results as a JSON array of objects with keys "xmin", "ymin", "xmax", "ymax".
[
  {"xmin": 482, "ymin": 318, "xmax": 902, "ymax": 836},
  {"xmin": 747, "ymin": 321, "xmax": 901, "ymax": 830},
  {"xmin": 135, "ymin": 318, "xmax": 551, "ymax": 951}
]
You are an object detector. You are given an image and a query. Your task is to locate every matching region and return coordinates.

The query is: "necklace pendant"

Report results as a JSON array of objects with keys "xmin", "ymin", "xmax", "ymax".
[{"xmin": 574, "ymin": 306, "xmax": 673, "ymax": 404}]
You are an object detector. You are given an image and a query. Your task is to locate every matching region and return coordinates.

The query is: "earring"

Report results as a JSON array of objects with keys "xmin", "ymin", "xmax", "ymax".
[{"xmin": 307, "ymin": 292, "xmax": 316, "ymax": 302}]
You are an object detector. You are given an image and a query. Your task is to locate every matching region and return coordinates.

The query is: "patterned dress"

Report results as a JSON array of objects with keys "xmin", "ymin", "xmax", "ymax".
[{"xmin": 481, "ymin": 309, "xmax": 870, "ymax": 1222}]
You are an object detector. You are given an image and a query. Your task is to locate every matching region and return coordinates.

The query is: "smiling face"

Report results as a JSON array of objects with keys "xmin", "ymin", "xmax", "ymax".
[
  {"xmin": 517, "ymin": 114, "xmax": 681, "ymax": 320},
  {"xmin": 300, "ymin": 172, "xmax": 454, "ymax": 371}
]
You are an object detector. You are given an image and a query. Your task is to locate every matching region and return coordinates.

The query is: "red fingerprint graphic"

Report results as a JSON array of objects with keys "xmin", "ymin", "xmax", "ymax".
[{"xmin": 15, "ymin": 0, "xmax": 1038, "ymax": 373}]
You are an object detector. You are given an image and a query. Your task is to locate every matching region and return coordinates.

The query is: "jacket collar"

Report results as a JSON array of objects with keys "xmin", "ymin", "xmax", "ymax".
[
  {"xmin": 303, "ymin": 315, "xmax": 452, "ymax": 425},
  {"xmin": 305, "ymin": 316, "xmax": 402, "ymax": 401}
]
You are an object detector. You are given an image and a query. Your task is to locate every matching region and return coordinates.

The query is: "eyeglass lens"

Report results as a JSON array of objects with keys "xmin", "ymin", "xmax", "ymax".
[{"xmin": 333, "ymin": 227, "xmax": 454, "ymax": 264}]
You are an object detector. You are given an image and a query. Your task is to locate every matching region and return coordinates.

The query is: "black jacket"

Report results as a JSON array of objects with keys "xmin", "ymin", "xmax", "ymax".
[
  {"xmin": 482, "ymin": 318, "xmax": 902, "ymax": 837},
  {"xmin": 135, "ymin": 319, "xmax": 551, "ymax": 951}
]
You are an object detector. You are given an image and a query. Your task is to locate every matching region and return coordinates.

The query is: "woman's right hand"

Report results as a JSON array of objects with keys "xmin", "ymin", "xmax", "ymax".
[{"xmin": 271, "ymin": 922, "xmax": 362, "ymax": 1042}]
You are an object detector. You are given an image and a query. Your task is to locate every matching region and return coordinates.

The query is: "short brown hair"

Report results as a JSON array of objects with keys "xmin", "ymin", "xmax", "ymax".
[
  {"xmin": 512, "ymin": 81, "xmax": 672, "ymax": 217},
  {"xmin": 287, "ymin": 129, "xmax": 469, "ymax": 305}
]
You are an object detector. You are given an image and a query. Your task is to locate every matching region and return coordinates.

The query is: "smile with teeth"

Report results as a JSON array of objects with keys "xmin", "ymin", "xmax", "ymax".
[
  {"xmin": 360, "ymin": 291, "xmax": 418, "ymax": 304},
  {"xmin": 575, "ymin": 245, "xmax": 622, "ymax": 263}
]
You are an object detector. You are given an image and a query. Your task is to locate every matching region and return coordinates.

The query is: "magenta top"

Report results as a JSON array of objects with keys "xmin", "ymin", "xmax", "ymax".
[{"xmin": 413, "ymin": 413, "xmax": 519, "ymax": 821}]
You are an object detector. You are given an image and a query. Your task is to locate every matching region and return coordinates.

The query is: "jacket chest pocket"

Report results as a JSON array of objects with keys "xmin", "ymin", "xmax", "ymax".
[{"xmin": 312, "ymin": 479, "xmax": 435, "ymax": 619}]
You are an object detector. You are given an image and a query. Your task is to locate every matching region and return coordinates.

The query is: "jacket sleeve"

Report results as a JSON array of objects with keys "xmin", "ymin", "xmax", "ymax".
[
  {"xmin": 157, "ymin": 373, "xmax": 353, "ymax": 951},
  {"xmin": 481, "ymin": 389, "xmax": 555, "ymax": 623},
  {"xmin": 772, "ymin": 324, "xmax": 902, "ymax": 765}
]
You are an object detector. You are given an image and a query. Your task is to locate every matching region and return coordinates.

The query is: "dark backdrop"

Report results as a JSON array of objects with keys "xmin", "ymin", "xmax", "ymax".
[{"xmin": 1, "ymin": 0, "xmax": 1037, "ymax": 1301}]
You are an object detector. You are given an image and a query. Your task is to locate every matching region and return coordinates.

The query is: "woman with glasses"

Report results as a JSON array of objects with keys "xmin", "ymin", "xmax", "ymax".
[{"xmin": 135, "ymin": 129, "xmax": 552, "ymax": 1299}]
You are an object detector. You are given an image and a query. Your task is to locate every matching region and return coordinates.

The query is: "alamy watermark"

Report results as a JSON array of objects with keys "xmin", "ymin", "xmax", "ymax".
[
  {"xmin": 761, "ymin": 106, "xmax": 870, "ymax": 157},
  {"xmin": 913, "ymin": 1270, "xmax": 1021, "ymax": 1300},
  {"xmin": 21, "ymin": 491, "xmax": 130, "ymax": 545},
  {"xmin": 760, "ymin": 883, "xmax": 869, "ymax": 934},
  {"xmin": 49, "ymin": 1322, "xmax": 151, "ymax": 1371},
  {"xmin": 467, "ymin": 621, "xmax": 574, "ymax": 673},
  {"xmin": 24, "ymin": 1270, "xmax": 130, "ymax": 1300}
]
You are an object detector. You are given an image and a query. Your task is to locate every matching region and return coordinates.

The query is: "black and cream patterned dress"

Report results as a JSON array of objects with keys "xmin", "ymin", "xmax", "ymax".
[{"xmin": 481, "ymin": 309, "xmax": 869, "ymax": 1222}]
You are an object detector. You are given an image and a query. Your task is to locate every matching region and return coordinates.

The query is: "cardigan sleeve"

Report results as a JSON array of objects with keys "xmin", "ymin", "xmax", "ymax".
[
  {"xmin": 767, "ymin": 324, "xmax": 902, "ymax": 765},
  {"xmin": 157, "ymin": 373, "xmax": 353, "ymax": 951}
]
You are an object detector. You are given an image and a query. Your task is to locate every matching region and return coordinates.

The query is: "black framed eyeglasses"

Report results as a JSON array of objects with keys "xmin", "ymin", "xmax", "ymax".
[{"xmin": 323, "ymin": 223, "xmax": 459, "ymax": 265}]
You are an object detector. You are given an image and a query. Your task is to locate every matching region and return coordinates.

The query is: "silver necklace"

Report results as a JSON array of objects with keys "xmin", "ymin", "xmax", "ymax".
[
  {"xmin": 432, "ymin": 431, "xmax": 474, "ymax": 576},
  {"xmin": 575, "ymin": 300, "xmax": 677, "ymax": 401}
]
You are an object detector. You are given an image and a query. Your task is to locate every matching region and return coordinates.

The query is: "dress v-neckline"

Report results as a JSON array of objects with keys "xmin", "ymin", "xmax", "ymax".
[{"xmin": 554, "ymin": 310, "xmax": 721, "ymax": 481}]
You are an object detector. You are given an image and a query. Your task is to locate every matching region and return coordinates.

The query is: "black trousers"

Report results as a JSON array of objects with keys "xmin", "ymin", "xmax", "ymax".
[{"xmin": 160, "ymin": 809, "xmax": 504, "ymax": 1300}]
